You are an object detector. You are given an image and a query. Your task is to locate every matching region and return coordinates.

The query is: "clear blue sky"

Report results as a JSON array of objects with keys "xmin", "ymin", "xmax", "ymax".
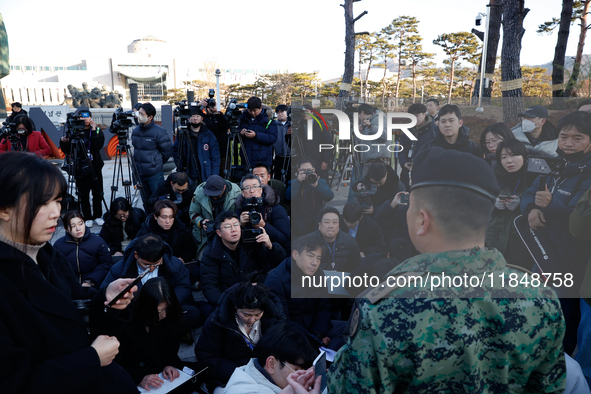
[{"xmin": 0, "ymin": 0, "xmax": 582, "ymax": 77}]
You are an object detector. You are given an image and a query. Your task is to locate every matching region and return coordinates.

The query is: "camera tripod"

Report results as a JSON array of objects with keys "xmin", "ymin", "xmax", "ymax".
[
  {"xmin": 63, "ymin": 134, "xmax": 108, "ymax": 213},
  {"xmin": 280, "ymin": 131, "xmax": 304, "ymax": 186},
  {"xmin": 6, "ymin": 135, "xmax": 24, "ymax": 151},
  {"xmin": 224, "ymin": 130, "xmax": 251, "ymax": 183},
  {"xmin": 110, "ymin": 129, "xmax": 145, "ymax": 206}
]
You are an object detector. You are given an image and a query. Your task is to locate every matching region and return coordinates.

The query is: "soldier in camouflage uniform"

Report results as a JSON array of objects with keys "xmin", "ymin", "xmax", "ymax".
[{"xmin": 327, "ymin": 147, "xmax": 566, "ymax": 393}]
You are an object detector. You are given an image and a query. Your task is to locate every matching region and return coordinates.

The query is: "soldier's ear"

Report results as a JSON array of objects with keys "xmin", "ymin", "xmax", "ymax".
[{"xmin": 416, "ymin": 208, "xmax": 431, "ymax": 236}]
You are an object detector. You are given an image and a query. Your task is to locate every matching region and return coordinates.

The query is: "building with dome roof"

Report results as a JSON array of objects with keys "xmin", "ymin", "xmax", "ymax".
[{"xmin": 1, "ymin": 35, "xmax": 286, "ymax": 108}]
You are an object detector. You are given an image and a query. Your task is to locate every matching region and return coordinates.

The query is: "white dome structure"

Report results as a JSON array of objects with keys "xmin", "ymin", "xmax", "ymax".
[{"xmin": 127, "ymin": 35, "xmax": 168, "ymax": 57}]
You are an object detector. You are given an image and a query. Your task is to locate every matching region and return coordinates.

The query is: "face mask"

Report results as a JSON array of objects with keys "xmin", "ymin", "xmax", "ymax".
[
  {"xmin": 557, "ymin": 144, "xmax": 591, "ymax": 162},
  {"xmin": 190, "ymin": 122, "xmax": 201, "ymax": 128},
  {"xmin": 17, "ymin": 129, "xmax": 26, "ymax": 134},
  {"xmin": 138, "ymin": 115, "xmax": 149, "ymax": 124},
  {"xmin": 133, "ymin": 111, "xmax": 139, "ymax": 117},
  {"xmin": 521, "ymin": 119, "xmax": 541, "ymax": 133}
]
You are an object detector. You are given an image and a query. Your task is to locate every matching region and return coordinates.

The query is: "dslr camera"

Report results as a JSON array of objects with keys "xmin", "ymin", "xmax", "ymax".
[
  {"xmin": 244, "ymin": 196, "xmax": 263, "ymax": 225},
  {"xmin": 201, "ymin": 89, "xmax": 216, "ymax": 109},
  {"xmin": 301, "ymin": 169, "xmax": 318, "ymax": 185},
  {"xmin": 242, "ymin": 228, "xmax": 263, "ymax": 251}
]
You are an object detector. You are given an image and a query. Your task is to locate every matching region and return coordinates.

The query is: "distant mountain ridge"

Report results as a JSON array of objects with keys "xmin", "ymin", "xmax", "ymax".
[{"xmin": 527, "ymin": 54, "xmax": 591, "ymax": 75}]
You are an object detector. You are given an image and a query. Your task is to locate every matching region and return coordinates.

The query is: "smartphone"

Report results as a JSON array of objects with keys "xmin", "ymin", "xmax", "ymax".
[
  {"xmin": 400, "ymin": 193, "xmax": 410, "ymax": 204},
  {"xmin": 106, "ymin": 270, "xmax": 149, "ymax": 308},
  {"xmin": 313, "ymin": 351, "xmax": 327, "ymax": 392}
]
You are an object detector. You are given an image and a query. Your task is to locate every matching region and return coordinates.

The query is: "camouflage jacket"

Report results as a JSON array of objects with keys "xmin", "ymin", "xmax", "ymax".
[{"xmin": 327, "ymin": 247, "xmax": 566, "ymax": 394}]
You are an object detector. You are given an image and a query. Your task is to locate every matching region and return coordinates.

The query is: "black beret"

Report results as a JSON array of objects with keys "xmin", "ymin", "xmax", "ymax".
[{"xmin": 410, "ymin": 147, "xmax": 500, "ymax": 201}]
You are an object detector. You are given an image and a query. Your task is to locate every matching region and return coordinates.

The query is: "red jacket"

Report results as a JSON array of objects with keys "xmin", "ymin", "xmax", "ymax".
[{"xmin": 0, "ymin": 131, "xmax": 51, "ymax": 157}]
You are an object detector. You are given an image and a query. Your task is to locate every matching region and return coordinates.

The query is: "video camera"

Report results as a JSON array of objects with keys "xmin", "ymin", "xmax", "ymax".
[
  {"xmin": 353, "ymin": 180, "xmax": 377, "ymax": 210},
  {"xmin": 224, "ymin": 98, "xmax": 248, "ymax": 133},
  {"xmin": 244, "ymin": 196, "xmax": 263, "ymax": 225},
  {"xmin": 174, "ymin": 100, "xmax": 202, "ymax": 134},
  {"xmin": 527, "ymin": 156, "xmax": 567, "ymax": 192},
  {"xmin": 65, "ymin": 110, "xmax": 91, "ymax": 138},
  {"xmin": 527, "ymin": 156, "xmax": 566, "ymax": 176},
  {"xmin": 288, "ymin": 106, "xmax": 305, "ymax": 135},
  {"xmin": 242, "ymin": 228, "xmax": 263, "ymax": 251},
  {"xmin": 110, "ymin": 107, "xmax": 134, "ymax": 143},
  {"xmin": 0, "ymin": 121, "xmax": 19, "ymax": 144}
]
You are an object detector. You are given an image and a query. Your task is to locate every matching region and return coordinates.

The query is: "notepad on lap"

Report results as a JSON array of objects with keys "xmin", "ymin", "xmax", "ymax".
[{"xmin": 137, "ymin": 366, "xmax": 195, "ymax": 394}]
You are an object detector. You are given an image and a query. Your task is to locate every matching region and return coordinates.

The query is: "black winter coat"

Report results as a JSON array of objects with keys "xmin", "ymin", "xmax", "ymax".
[
  {"xmin": 100, "ymin": 238, "xmax": 193, "ymax": 306},
  {"xmin": 421, "ymin": 125, "xmax": 482, "ymax": 158},
  {"xmin": 135, "ymin": 215, "xmax": 198, "ymax": 263},
  {"xmin": 54, "ymin": 227, "xmax": 113, "ymax": 287},
  {"xmin": 236, "ymin": 185, "xmax": 291, "ymax": 251},
  {"xmin": 106, "ymin": 318, "xmax": 182, "ymax": 385},
  {"xmin": 309, "ymin": 230, "xmax": 362, "ymax": 273},
  {"xmin": 147, "ymin": 173, "xmax": 197, "ymax": 226},
  {"xmin": 339, "ymin": 215, "xmax": 387, "ymax": 256},
  {"xmin": 99, "ymin": 208, "xmax": 146, "ymax": 255},
  {"xmin": 265, "ymin": 258, "xmax": 331, "ymax": 337},
  {"xmin": 200, "ymin": 235, "xmax": 286, "ymax": 306},
  {"xmin": 194, "ymin": 283, "xmax": 286, "ymax": 385},
  {"xmin": 0, "ymin": 240, "xmax": 136, "ymax": 394}
]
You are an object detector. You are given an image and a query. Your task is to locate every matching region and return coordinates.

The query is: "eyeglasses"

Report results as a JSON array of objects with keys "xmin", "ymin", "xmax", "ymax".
[
  {"xmin": 242, "ymin": 185, "xmax": 261, "ymax": 192},
  {"xmin": 485, "ymin": 138, "xmax": 502, "ymax": 146},
  {"xmin": 221, "ymin": 223, "xmax": 241, "ymax": 230},
  {"xmin": 138, "ymin": 260, "xmax": 163, "ymax": 271},
  {"xmin": 281, "ymin": 361, "xmax": 298, "ymax": 374},
  {"xmin": 115, "ymin": 212, "xmax": 130, "ymax": 219}
]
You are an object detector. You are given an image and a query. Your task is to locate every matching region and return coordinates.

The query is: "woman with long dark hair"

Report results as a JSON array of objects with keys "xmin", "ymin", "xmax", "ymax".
[
  {"xmin": 0, "ymin": 114, "xmax": 51, "ymax": 156},
  {"xmin": 54, "ymin": 210, "xmax": 113, "ymax": 288},
  {"xmin": 99, "ymin": 196, "xmax": 146, "ymax": 256},
  {"xmin": 0, "ymin": 152, "xmax": 138, "ymax": 393}
]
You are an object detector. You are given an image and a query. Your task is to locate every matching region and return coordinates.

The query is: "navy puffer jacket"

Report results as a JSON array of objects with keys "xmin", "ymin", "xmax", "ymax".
[
  {"xmin": 238, "ymin": 109, "xmax": 277, "ymax": 167},
  {"xmin": 54, "ymin": 227, "xmax": 112, "ymax": 287},
  {"xmin": 131, "ymin": 120, "xmax": 173, "ymax": 177}
]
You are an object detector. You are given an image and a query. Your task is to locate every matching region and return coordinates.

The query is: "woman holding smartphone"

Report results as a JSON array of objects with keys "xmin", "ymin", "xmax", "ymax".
[{"xmin": 0, "ymin": 152, "xmax": 138, "ymax": 393}]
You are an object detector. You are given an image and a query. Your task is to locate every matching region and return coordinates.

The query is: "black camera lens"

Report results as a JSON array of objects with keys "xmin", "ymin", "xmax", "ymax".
[{"xmin": 249, "ymin": 211, "xmax": 261, "ymax": 225}]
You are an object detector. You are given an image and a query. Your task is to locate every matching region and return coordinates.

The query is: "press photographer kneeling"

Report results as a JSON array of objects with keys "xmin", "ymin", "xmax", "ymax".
[
  {"xmin": 60, "ymin": 107, "xmax": 106, "ymax": 225},
  {"xmin": 236, "ymin": 174, "xmax": 291, "ymax": 252}
]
